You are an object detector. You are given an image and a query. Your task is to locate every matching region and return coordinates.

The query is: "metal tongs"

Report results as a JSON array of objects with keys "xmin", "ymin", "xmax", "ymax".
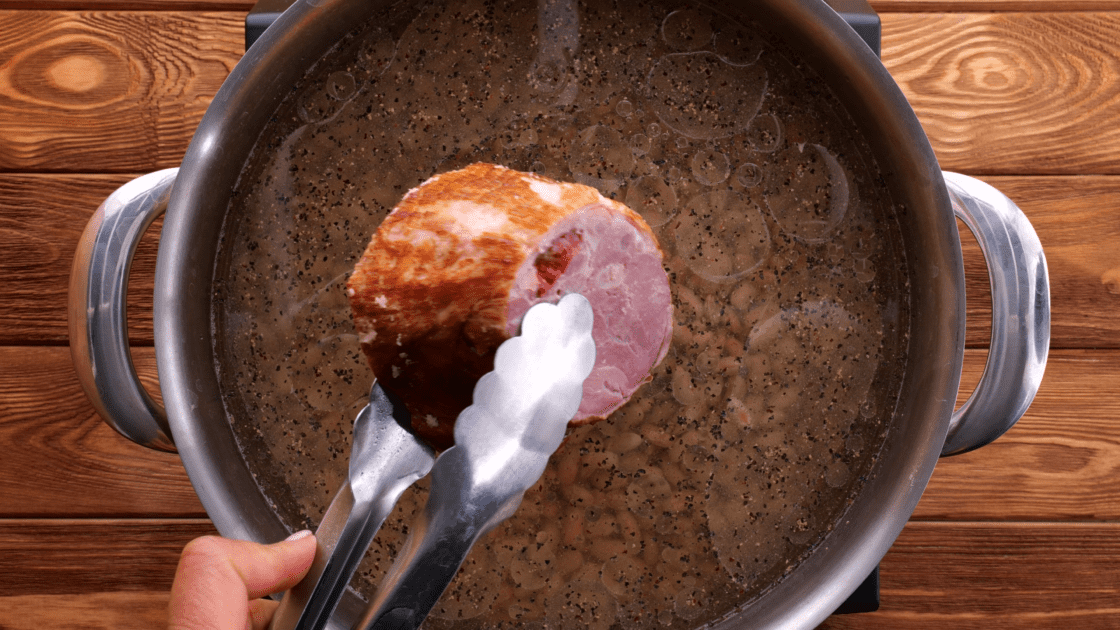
[{"xmin": 270, "ymin": 293, "xmax": 597, "ymax": 630}]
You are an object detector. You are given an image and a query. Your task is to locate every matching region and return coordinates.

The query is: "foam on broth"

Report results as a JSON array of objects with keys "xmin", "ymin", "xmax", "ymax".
[{"xmin": 212, "ymin": 1, "xmax": 910, "ymax": 627}]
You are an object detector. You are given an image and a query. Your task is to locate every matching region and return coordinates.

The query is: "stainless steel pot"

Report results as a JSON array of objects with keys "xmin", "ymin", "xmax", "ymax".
[{"xmin": 68, "ymin": 0, "xmax": 1050, "ymax": 628}]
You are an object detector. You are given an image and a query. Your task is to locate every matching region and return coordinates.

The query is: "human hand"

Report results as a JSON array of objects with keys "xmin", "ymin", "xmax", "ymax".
[{"xmin": 168, "ymin": 530, "xmax": 317, "ymax": 630}]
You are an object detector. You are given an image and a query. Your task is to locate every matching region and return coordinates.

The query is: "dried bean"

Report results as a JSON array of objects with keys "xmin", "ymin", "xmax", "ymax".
[
  {"xmin": 562, "ymin": 509, "xmax": 586, "ymax": 546},
  {"xmin": 557, "ymin": 446, "xmax": 581, "ymax": 486},
  {"xmin": 556, "ymin": 549, "xmax": 584, "ymax": 577},
  {"xmin": 590, "ymin": 537, "xmax": 628, "ymax": 562},
  {"xmin": 608, "ymin": 431, "xmax": 643, "ymax": 453},
  {"xmin": 641, "ymin": 423, "xmax": 674, "ymax": 448}
]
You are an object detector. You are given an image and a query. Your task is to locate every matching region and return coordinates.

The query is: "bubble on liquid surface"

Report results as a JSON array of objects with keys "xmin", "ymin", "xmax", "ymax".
[
  {"xmin": 629, "ymin": 133, "xmax": 650, "ymax": 156},
  {"xmin": 326, "ymin": 71, "xmax": 356, "ymax": 101},
  {"xmin": 568, "ymin": 125, "xmax": 635, "ymax": 193},
  {"xmin": 825, "ymin": 461, "xmax": 851, "ymax": 488},
  {"xmin": 672, "ymin": 189, "xmax": 770, "ymax": 281},
  {"xmin": 673, "ymin": 580, "xmax": 709, "ymax": 621},
  {"xmin": 764, "ymin": 143, "xmax": 851, "ymax": 243},
  {"xmin": 691, "ymin": 149, "xmax": 730, "ymax": 185},
  {"xmin": 297, "ymin": 90, "xmax": 336, "ymax": 124},
  {"xmin": 530, "ymin": 57, "xmax": 573, "ymax": 94},
  {"xmin": 736, "ymin": 162, "xmax": 762, "ymax": 187},
  {"xmin": 661, "ymin": 8, "xmax": 714, "ymax": 51},
  {"xmin": 712, "ymin": 17, "xmax": 766, "ymax": 64},
  {"xmin": 625, "ymin": 175, "xmax": 678, "ymax": 227},
  {"xmin": 747, "ymin": 113, "xmax": 783, "ymax": 152},
  {"xmin": 743, "ymin": 300, "xmax": 881, "ymax": 432},
  {"xmin": 648, "ymin": 52, "xmax": 767, "ymax": 140},
  {"xmin": 707, "ymin": 459, "xmax": 782, "ymax": 586},
  {"xmin": 853, "ymin": 258, "xmax": 876, "ymax": 283},
  {"xmin": 616, "ymin": 98, "xmax": 634, "ymax": 117}
]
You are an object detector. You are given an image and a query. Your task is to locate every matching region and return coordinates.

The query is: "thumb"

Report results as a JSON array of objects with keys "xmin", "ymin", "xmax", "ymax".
[{"xmin": 168, "ymin": 530, "xmax": 317, "ymax": 630}]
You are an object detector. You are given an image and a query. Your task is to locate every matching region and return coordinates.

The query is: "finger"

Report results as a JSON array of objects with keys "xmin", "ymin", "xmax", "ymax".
[
  {"xmin": 168, "ymin": 532, "xmax": 317, "ymax": 630},
  {"xmin": 248, "ymin": 598, "xmax": 280, "ymax": 630}
]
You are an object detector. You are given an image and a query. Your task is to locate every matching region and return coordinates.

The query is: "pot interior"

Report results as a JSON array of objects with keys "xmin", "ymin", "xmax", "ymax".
[{"xmin": 161, "ymin": 0, "xmax": 961, "ymax": 628}]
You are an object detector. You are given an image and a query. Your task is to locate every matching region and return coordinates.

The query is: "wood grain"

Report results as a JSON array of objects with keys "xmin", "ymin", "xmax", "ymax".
[
  {"xmin": 2, "ymin": 2, "xmax": 1119, "ymax": 627},
  {"xmin": 882, "ymin": 12, "xmax": 1120, "ymax": 175},
  {"xmin": 0, "ymin": 174, "xmax": 159, "ymax": 345},
  {"xmin": 2, "ymin": 345, "xmax": 1117, "ymax": 522},
  {"xmin": 873, "ymin": 0, "xmax": 1120, "ymax": 10},
  {"xmin": 0, "ymin": 346, "xmax": 205, "ymax": 517},
  {"xmin": 0, "ymin": 592, "xmax": 171, "ymax": 630},
  {"xmin": 915, "ymin": 348, "xmax": 1120, "ymax": 520},
  {"xmin": 820, "ymin": 522, "xmax": 1120, "ymax": 629},
  {"xmin": 959, "ymin": 176, "xmax": 1120, "ymax": 350},
  {"xmin": 0, "ymin": 0, "xmax": 248, "ymax": 8},
  {"xmin": 4, "ymin": 172, "xmax": 1118, "ymax": 347},
  {"xmin": 0, "ymin": 518, "xmax": 215, "ymax": 596},
  {"xmin": 1, "ymin": 12, "xmax": 1119, "ymax": 177},
  {"xmin": 1, "ymin": 0, "xmax": 1119, "ymax": 14},
  {"xmin": 0, "ymin": 520, "xmax": 1116, "ymax": 627},
  {"xmin": 0, "ymin": 10, "xmax": 241, "ymax": 173}
]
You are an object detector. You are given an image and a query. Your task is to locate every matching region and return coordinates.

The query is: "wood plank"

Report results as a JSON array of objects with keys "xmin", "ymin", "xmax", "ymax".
[
  {"xmin": 1, "ymin": 347, "xmax": 1116, "ymax": 521},
  {"xmin": 0, "ymin": 0, "xmax": 248, "ymax": 9},
  {"xmin": 4, "ymin": 173, "xmax": 1118, "ymax": 348},
  {"xmin": 0, "ymin": 346, "xmax": 206, "ymax": 517},
  {"xmin": 1, "ymin": 0, "xmax": 1119, "ymax": 14},
  {"xmin": 882, "ymin": 12, "xmax": 1120, "ymax": 175},
  {"xmin": 0, "ymin": 519, "xmax": 215, "ymax": 596},
  {"xmin": 0, "ymin": 174, "xmax": 159, "ymax": 345},
  {"xmin": 1, "ymin": 12, "xmax": 1118, "ymax": 177},
  {"xmin": 819, "ymin": 522, "xmax": 1120, "ymax": 629},
  {"xmin": 0, "ymin": 592, "xmax": 170, "ymax": 630},
  {"xmin": 0, "ymin": 10, "xmax": 241, "ymax": 173},
  {"xmin": 0, "ymin": 520, "xmax": 1116, "ymax": 627},
  {"xmin": 873, "ymin": 0, "xmax": 1120, "ymax": 11},
  {"xmin": 915, "ymin": 348, "xmax": 1120, "ymax": 520},
  {"xmin": 958, "ymin": 175, "xmax": 1120, "ymax": 350}
]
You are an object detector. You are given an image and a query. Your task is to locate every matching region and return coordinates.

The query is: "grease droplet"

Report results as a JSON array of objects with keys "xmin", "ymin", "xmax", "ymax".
[
  {"xmin": 673, "ymin": 189, "xmax": 770, "ymax": 281},
  {"xmin": 568, "ymin": 125, "xmax": 635, "ymax": 193},
  {"xmin": 662, "ymin": 9, "xmax": 714, "ymax": 51},
  {"xmin": 630, "ymin": 133, "xmax": 651, "ymax": 156},
  {"xmin": 747, "ymin": 113, "xmax": 783, "ymax": 152},
  {"xmin": 326, "ymin": 71, "xmax": 356, "ymax": 101},
  {"xmin": 764, "ymin": 143, "xmax": 851, "ymax": 243},
  {"xmin": 648, "ymin": 52, "xmax": 767, "ymax": 140},
  {"xmin": 736, "ymin": 163, "xmax": 762, "ymax": 187},
  {"xmin": 691, "ymin": 149, "xmax": 730, "ymax": 185},
  {"xmin": 625, "ymin": 175, "xmax": 678, "ymax": 227}
]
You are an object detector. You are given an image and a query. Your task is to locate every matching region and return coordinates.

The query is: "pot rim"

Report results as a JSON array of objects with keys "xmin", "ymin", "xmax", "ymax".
[{"xmin": 155, "ymin": 1, "xmax": 963, "ymax": 628}]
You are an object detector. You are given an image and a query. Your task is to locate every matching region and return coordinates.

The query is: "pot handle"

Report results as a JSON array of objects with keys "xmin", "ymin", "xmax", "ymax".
[
  {"xmin": 940, "ymin": 171, "xmax": 1050, "ymax": 456},
  {"xmin": 68, "ymin": 169, "xmax": 179, "ymax": 453}
]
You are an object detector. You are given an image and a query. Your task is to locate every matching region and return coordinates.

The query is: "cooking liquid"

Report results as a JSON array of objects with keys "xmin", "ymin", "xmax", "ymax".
[{"xmin": 212, "ymin": 1, "xmax": 910, "ymax": 627}]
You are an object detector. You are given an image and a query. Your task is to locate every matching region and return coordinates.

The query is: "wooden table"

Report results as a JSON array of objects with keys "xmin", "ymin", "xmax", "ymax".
[{"xmin": 2, "ymin": 0, "xmax": 1119, "ymax": 627}]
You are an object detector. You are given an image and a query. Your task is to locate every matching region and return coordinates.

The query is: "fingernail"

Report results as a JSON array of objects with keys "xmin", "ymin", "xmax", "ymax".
[{"xmin": 284, "ymin": 529, "xmax": 313, "ymax": 542}]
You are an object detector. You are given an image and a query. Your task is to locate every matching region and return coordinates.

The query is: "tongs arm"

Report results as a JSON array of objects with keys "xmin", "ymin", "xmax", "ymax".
[
  {"xmin": 269, "ymin": 384, "xmax": 436, "ymax": 630},
  {"xmin": 352, "ymin": 447, "xmax": 528, "ymax": 630},
  {"xmin": 354, "ymin": 294, "xmax": 597, "ymax": 630}
]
